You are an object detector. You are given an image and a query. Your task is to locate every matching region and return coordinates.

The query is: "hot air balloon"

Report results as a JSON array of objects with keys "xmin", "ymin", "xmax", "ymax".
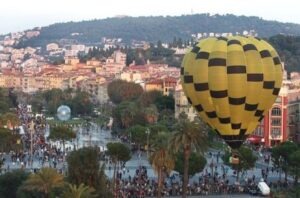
[{"xmin": 181, "ymin": 36, "xmax": 283, "ymax": 149}]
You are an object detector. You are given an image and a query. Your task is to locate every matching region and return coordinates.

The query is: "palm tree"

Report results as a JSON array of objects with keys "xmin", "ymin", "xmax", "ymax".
[
  {"xmin": 62, "ymin": 183, "xmax": 95, "ymax": 198},
  {"xmin": 106, "ymin": 142, "xmax": 131, "ymax": 195},
  {"xmin": 169, "ymin": 115, "xmax": 208, "ymax": 198},
  {"xmin": 120, "ymin": 102, "xmax": 138, "ymax": 128},
  {"xmin": 21, "ymin": 167, "xmax": 65, "ymax": 198},
  {"xmin": 149, "ymin": 132, "xmax": 174, "ymax": 198},
  {"xmin": 144, "ymin": 104, "xmax": 159, "ymax": 124}
]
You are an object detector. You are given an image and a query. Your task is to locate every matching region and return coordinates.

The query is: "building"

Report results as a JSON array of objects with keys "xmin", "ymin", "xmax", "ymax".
[
  {"xmin": 79, "ymin": 77, "xmax": 109, "ymax": 104},
  {"xmin": 288, "ymin": 100, "xmax": 300, "ymax": 143},
  {"xmin": 252, "ymin": 84, "xmax": 289, "ymax": 147},
  {"xmin": 46, "ymin": 43, "xmax": 59, "ymax": 51},
  {"xmin": 64, "ymin": 57, "xmax": 80, "ymax": 66},
  {"xmin": 113, "ymin": 50, "xmax": 126, "ymax": 65},
  {"xmin": 71, "ymin": 44, "xmax": 85, "ymax": 52},
  {"xmin": 120, "ymin": 72, "xmax": 142, "ymax": 82},
  {"xmin": 25, "ymin": 31, "xmax": 40, "ymax": 39},
  {"xmin": 145, "ymin": 77, "xmax": 177, "ymax": 95},
  {"xmin": 174, "ymin": 80, "xmax": 197, "ymax": 121},
  {"xmin": 65, "ymin": 50, "xmax": 79, "ymax": 57}
]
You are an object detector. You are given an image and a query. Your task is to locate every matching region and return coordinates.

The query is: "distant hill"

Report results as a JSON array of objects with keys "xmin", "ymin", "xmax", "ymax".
[
  {"xmin": 18, "ymin": 14, "xmax": 300, "ymax": 47},
  {"xmin": 268, "ymin": 35, "xmax": 300, "ymax": 73}
]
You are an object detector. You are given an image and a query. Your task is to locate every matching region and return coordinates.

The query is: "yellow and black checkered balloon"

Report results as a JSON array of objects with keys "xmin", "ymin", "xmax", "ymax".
[{"xmin": 181, "ymin": 36, "xmax": 283, "ymax": 149}]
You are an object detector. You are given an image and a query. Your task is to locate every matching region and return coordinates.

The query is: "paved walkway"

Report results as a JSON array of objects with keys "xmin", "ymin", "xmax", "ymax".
[
  {"xmin": 3, "ymin": 122, "xmax": 293, "ymax": 188},
  {"xmin": 103, "ymin": 148, "xmax": 290, "ymax": 185}
]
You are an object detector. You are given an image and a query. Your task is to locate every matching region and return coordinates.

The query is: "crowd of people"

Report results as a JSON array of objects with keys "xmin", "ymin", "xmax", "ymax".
[
  {"xmin": 0, "ymin": 104, "xmax": 292, "ymax": 197},
  {"xmin": 112, "ymin": 165, "xmax": 258, "ymax": 197},
  {"xmin": 103, "ymin": 147, "xmax": 294, "ymax": 198},
  {"xmin": 0, "ymin": 104, "xmax": 67, "ymax": 173}
]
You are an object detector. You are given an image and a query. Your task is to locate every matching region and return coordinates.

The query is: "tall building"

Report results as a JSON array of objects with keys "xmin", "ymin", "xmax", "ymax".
[
  {"xmin": 288, "ymin": 99, "xmax": 300, "ymax": 143},
  {"xmin": 113, "ymin": 50, "xmax": 126, "ymax": 65},
  {"xmin": 253, "ymin": 87, "xmax": 289, "ymax": 147},
  {"xmin": 174, "ymin": 80, "xmax": 197, "ymax": 121}
]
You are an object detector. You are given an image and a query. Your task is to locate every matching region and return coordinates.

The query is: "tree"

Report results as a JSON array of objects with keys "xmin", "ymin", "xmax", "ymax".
[
  {"xmin": 106, "ymin": 142, "xmax": 131, "ymax": 194},
  {"xmin": 126, "ymin": 125, "xmax": 147, "ymax": 146},
  {"xmin": 48, "ymin": 125, "xmax": 76, "ymax": 153},
  {"xmin": 0, "ymin": 128, "xmax": 22, "ymax": 153},
  {"xmin": 169, "ymin": 117, "xmax": 208, "ymax": 197},
  {"xmin": 289, "ymin": 150, "xmax": 300, "ymax": 185},
  {"xmin": 36, "ymin": 88, "xmax": 94, "ymax": 117},
  {"xmin": 175, "ymin": 152, "xmax": 206, "ymax": 176},
  {"xmin": 0, "ymin": 170, "xmax": 29, "ymax": 198},
  {"xmin": 157, "ymin": 40, "xmax": 163, "ymax": 48},
  {"xmin": 71, "ymin": 91, "xmax": 93, "ymax": 116},
  {"xmin": 62, "ymin": 183, "xmax": 95, "ymax": 198},
  {"xmin": 158, "ymin": 109, "xmax": 176, "ymax": 131},
  {"xmin": 1, "ymin": 112, "xmax": 20, "ymax": 129},
  {"xmin": 0, "ymin": 88, "xmax": 15, "ymax": 113},
  {"xmin": 155, "ymin": 95, "xmax": 175, "ymax": 111},
  {"xmin": 67, "ymin": 147, "xmax": 99, "ymax": 188},
  {"xmin": 138, "ymin": 90, "xmax": 162, "ymax": 107},
  {"xmin": 113, "ymin": 101, "xmax": 143, "ymax": 129},
  {"xmin": 0, "ymin": 128, "xmax": 13, "ymax": 152},
  {"xmin": 149, "ymin": 133, "xmax": 174, "ymax": 198},
  {"xmin": 223, "ymin": 146, "xmax": 257, "ymax": 182},
  {"xmin": 147, "ymin": 123, "xmax": 169, "ymax": 144},
  {"xmin": 120, "ymin": 102, "xmax": 139, "ymax": 128},
  {"xmin": 30, "ymin": 91, "xmax": 45, "ymax": 113},
  {"xmin": 269, "ymin": 34, "xmax": 300, "ymax": 73},
  {"xmin": 271, "ymin": 141, "xmax": 298, "ymax": 181},
  {"xmin": 43, "ymin": 89, "xmax": 65, "ymax": 115},
  {"xmin": 107, "ymin": 80, "xmax": 143, "ymax": 104},
  {"xmin": 67, "ymin": 147, "xmax": 111, "ymax": 197},
  {"xmin": 143, "ymin": 104, "xmax": 158, "ymax": 124},
  {"xmin": 20, "ymin": 167, "xmax": 65, "ymax": 198},
  {"xmin": 0, "ymin": 101, "xmax": 9, "ymax": 114}
]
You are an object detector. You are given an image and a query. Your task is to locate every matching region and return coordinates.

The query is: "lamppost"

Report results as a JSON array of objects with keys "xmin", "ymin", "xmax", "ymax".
[{"xmin": 145, "ymin": 129, "xmax": 150, "ymax": 158}]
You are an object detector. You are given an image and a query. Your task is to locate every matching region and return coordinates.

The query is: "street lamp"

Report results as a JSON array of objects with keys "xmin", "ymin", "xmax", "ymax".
[{"xmin": 145, "ymin": 129, "xmax": 150, "ymax": 158}]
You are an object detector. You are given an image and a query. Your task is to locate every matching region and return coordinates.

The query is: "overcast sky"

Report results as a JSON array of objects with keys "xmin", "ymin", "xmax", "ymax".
[{"xmin": 1, "ymin": 0, "xmax": 298, "ymax": 34}]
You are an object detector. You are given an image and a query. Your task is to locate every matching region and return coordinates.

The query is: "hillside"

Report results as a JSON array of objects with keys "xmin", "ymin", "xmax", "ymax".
[
  {"xmin": 268, "ymin": 35, "xmax": 300, "ymax": 73},
  {"xmin": 19, "ymin": 14, "xmax": 300, "ymax": 47}
]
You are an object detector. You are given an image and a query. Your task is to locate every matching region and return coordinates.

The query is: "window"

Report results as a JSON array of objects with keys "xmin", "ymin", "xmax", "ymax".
[
  {"xmin": 271, "ymin": 127, "xmax": 281, "ymax": 137},
  {"xmin": 271, "ymin": 107, "xmax": 281, "ymax": 116},
  {"xmin": 254, "ymin": 126, "xmax": 264, "ymax": 136},
  {"xmin": 271, "ymin": 118, "xmax": 281, "ymax": 126}
]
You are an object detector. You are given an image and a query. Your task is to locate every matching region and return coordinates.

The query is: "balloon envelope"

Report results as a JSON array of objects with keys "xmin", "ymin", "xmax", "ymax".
[{"xmin": 181, "ymin": 36, "xmax": 283, "ymax": 149}]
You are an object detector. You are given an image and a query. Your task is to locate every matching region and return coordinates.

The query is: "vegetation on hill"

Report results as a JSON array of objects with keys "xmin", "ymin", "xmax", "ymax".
[
  {"xmin": 10, "ymin": 14, "xmax": 300, "ymax": 73},
  {"xmin": 268, "ymin": 34, "xmax": 300, "ymax": 73},
  {"xmin": 17, "ymin": 14, "xmax": 300, "ymax": 47},
  {"xmin": 80, "ymin": 41, "xmax": 183, "ymax": 66}
]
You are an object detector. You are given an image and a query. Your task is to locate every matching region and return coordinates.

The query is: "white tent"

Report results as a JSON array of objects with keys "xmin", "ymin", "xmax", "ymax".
[{"xmin": 258, "ymin": 180, "xmax": 270, "ymax": 196}]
